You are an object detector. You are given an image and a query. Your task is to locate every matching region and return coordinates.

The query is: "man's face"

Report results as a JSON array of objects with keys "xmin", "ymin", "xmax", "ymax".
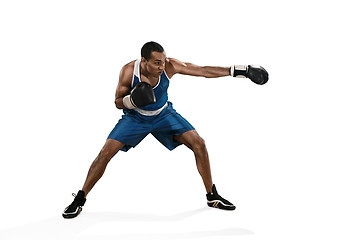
[{"xmin": 143, "ymin": 51, "xmax": 167, "ymax": 78}]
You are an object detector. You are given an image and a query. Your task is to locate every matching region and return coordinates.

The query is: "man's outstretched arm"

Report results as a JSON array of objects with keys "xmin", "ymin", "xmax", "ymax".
[
  {"xmin": 165, "ymin": 58, "xmax": 268, "ymax": 85},
  {"xmin": 166, "ymin": 58, "xmax": 231, "ymax": 79}
]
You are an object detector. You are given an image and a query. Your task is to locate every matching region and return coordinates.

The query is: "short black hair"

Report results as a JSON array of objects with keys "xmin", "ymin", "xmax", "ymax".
[{"xmin": 141, "ymin": 41, "xmax": 164, "ymax": 61}]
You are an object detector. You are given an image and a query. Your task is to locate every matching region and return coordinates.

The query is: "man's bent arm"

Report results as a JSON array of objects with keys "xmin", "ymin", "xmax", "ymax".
[{"xmin": 115, "ymin": 64, "xmax": 133, "ymax": 109}]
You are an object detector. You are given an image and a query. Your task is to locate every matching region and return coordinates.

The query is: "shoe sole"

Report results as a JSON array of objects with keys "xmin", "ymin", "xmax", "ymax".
[{"xmin": 207, "ymin": 200, "xmax": 236, "ymax": 211}]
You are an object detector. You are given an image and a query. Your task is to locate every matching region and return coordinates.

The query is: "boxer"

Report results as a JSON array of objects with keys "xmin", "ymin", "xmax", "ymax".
[{"xmin": 63, "ymin": 41, "xmax": 268, "ymax": 218}]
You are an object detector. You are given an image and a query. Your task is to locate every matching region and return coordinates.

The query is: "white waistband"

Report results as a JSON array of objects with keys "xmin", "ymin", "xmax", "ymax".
[{"xmin": 134, "ymin": 102, "xmax": 168, "ymax": 116}]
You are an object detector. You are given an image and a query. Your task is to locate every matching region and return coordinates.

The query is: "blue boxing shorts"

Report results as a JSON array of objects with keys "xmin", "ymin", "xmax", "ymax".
[{"xmin": 107, "ymin": 102, "xmax": 195, "ymax": 152}]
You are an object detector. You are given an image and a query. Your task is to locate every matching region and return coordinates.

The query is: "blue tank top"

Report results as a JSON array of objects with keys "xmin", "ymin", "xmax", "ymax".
[{"xmin": 132, "ymin": 59, "xmax": 169, "ymax": 111}]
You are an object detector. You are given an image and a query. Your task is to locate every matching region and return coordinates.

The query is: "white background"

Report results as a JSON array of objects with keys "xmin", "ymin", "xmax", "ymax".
[{"xmin": 1, "ymin": 0, "xmax": 342, "ymax": 239}]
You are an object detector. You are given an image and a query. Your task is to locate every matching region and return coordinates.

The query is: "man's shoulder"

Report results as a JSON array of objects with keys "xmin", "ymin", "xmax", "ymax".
[
  {"xmin": 119, "ymin": 60, "xmax": 136, "ymax": 84},
  {"xmin": 120, "ymin": 60, "xmax": 136, "ymax": 78},
  {"xmin": 165, "ymin": 58, "xmax": 186, "ymax": 78},
  {"xmin": 121, "ymin": 60, "xmax": 136, "ymax": 72}
]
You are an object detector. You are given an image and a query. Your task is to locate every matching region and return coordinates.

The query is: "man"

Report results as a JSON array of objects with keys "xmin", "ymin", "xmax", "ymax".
[{"xmin": 62, "ymin": 41, "xmax": 268, "ymax": 219}]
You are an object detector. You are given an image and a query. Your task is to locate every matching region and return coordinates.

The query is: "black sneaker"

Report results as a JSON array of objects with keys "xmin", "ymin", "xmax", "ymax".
[
  {"xmin": 62, "ymin": 190, "xmax": 86, "ymax": 219},
  {"xmin": 206, "ymin": 184, "xmax": 236, "ymax": 210}
]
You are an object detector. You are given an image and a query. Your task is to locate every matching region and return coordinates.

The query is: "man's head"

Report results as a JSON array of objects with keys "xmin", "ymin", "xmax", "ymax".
[
  {"xmin": 141, "ymin": 41, "xmax": 164, "ymax": 61},
  {"xmin": 141, "ymin": 41, "xmax": 166, "ymax": 77}
]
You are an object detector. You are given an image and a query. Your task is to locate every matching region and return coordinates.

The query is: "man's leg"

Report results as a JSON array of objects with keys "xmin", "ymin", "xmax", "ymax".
[
  {"xmin": 173, "ymin": 130, "xmax": 213, "ymax": 193},
  {"xmin": 63, "ymin": 138, "xmax": 125, "ymax": 218},
  {"xmin": 174, "ymin": 130, "xmax": 236, "ymax": 210},
  {"xmin": 82, "ymin": 138, "xmax": 125, "ymax": 197}
]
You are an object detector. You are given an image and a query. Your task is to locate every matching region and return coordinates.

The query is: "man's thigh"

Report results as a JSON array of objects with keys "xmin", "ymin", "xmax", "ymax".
[
  {"xmin": 173, "ymin": 130, "xmax": 204, "ymax": 150},
  {"xmin": 107, "ymin": 114, "xmax": 151, "ymax": 151}
]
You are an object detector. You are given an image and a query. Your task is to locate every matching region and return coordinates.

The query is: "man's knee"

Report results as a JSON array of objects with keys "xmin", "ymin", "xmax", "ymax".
[
  {"xmin": 96, "ymin": 139, "xmax": 124, "ymax": 163},
  {"xmin": 97, "ymin": 149, "xmax": 113, "ymax": 163},
  {"xmin": 191, "ymin": 135, "xmax": 206, "ymax": 152},
  {"xmin": 175, "ymin": 130, "xmax": 207, "ymax": 152}
]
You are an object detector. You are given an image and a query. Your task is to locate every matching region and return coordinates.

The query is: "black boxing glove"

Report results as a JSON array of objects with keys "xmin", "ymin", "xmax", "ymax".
[
  {"xmin": 231, "ymin": 65, "xmax": 268, "ymax": 85},
  {"xmin": 123, "ymin": 82, "xmax": 156, "ymax": 109}
]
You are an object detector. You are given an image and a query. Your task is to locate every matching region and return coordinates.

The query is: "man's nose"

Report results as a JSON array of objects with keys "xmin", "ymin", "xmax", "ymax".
[{"xmin": 159, "ymin": 63, "xmax": 165, "ymax": 70}]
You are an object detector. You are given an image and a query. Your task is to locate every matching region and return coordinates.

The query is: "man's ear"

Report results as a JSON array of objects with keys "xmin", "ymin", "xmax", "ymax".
[{"xmin": 141, "ymin": 57, "xmax": 147, "ymax": 63}]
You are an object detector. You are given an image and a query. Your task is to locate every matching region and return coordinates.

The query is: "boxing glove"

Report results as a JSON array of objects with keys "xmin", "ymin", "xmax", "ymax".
[
  {"xmin": 123, "ymin": 82, "xmax": 156, "ymax": 109},
  {"xmin": 231, "ymin": 65, "xmax": 268, "ymax": 85}
]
